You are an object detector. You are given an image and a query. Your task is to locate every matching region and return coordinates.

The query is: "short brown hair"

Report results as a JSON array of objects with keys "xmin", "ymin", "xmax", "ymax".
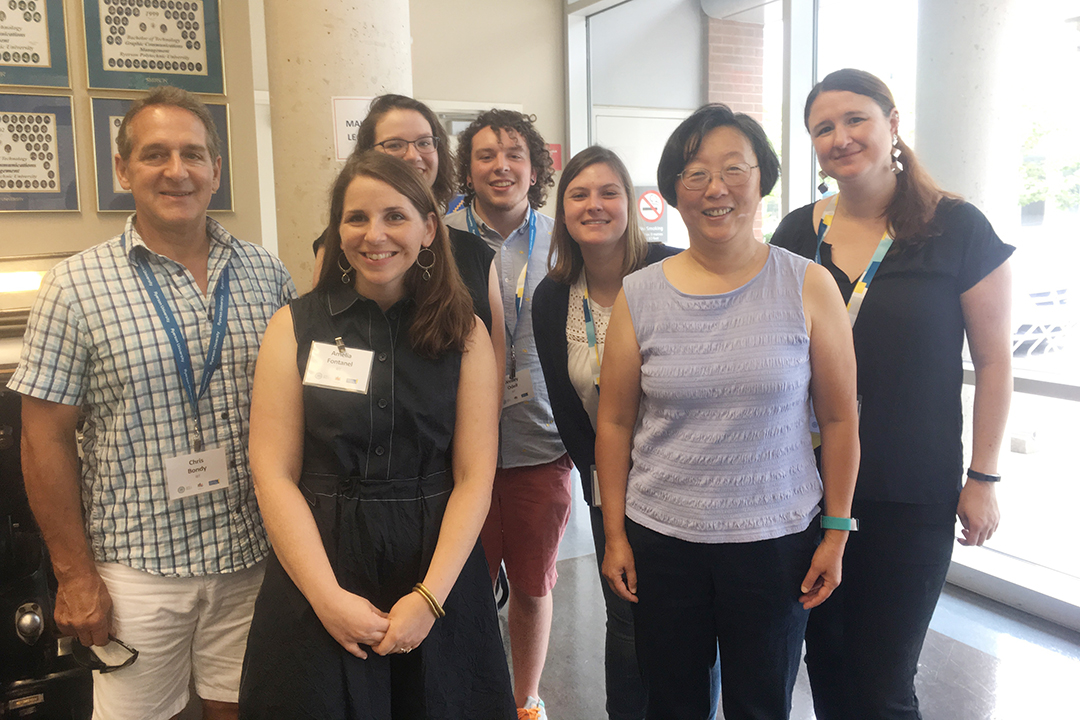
[
  {"xmin": 317, "ymin": 152, "xmax": 474, "ymax": 358},
  {"xmin": 547, "ymin": 146, "xmax": 648, "ymax": 284},
  {"xmin": 454, "ymin": 109, "xmax": 554, "ymax": 209},
  {"xmin": 657, "ymin": 104, "xmax": 780, "ymax": 208},
  {"xmin": 116, "ymin": 86, "xmax": 221, "ymax": 161}
]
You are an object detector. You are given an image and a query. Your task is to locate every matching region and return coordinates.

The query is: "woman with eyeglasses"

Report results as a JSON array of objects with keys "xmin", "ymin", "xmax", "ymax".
[
  {"xmin": 770, "ymin": 68, "xmax": 1013, "ymax": 720},
  {"xmin": 315, "ymin": 94, "xmax": 505, "ymax": 373},
  {"xmin": 239, "ymin": 152, "xmax": 514, "ymax": 718},
  {"xmin": 595, "ymin": 104, "xmax": 860, "ymax": 720}
]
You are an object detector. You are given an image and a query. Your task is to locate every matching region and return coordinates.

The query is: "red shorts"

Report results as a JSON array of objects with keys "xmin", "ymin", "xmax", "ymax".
[{"xmin": 480, "ymin": 453, "xmax": 574, "ymax": 597}]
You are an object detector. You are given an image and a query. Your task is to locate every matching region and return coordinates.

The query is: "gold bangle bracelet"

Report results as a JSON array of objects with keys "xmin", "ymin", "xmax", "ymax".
[
  {"xmin": 417, "ymin": 583, "xmax": 445, "ymax": 618},
  {"xmin": 413, "ymin": 582, "xmax": 445, "ymax": 618},
  {"xmin": 413, "ymin": 583, "xmax": 444, "ymax": 619}
]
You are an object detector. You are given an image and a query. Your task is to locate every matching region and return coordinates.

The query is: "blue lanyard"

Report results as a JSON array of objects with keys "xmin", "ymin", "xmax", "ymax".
[
  {"xmin": 581, "ymin": 284, "xmax": 601, "ymax": 393},
  {"xmin": 814, "ymin": 194, "xmax": 893, "ymax": 328},
  {"xmin": 467, "ymin": 205, "xmax": 537, "ymax": 378},
  {"xmin": 123, "ymin": 233, "xmax": 231, "ymax": 451}
]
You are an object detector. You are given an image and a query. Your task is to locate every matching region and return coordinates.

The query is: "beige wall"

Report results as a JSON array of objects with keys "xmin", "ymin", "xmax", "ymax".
[
  {"xmin": 265, "ymin": 0, "xmax": 412, "ymax": 287},
  {"xmin": 4, "ymin": 0, "xmax": 266, "ymax": 256},
  {"xmin": 408, "ymin": 0, "xmax": 567, "ymax": 214},
  {"xmin": 4, "ymin": 0, "xmax": 569, "ymax": 268}
]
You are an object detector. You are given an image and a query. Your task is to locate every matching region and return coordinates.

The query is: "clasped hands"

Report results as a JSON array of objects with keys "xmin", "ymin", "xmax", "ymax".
[{"xmin": 315, "ymin": 586, "xmax": 436, "ymax": 660}]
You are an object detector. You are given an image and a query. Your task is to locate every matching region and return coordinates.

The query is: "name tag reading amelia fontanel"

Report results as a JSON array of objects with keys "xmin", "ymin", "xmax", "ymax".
[{"xmin": 303, "ymin": 341, "xmax": 374, "ymax": 394}]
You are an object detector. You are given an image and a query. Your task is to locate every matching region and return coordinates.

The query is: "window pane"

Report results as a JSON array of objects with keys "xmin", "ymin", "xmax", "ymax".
[
  {"xmin": 961, "ymin": 1, "xmax": 1080, "ymax": 585},
  {"xmin": 814, "ymin": 0, "xmax": 919, "ymax": 195},
  {"xmin": 1006, "ymin": 3, "xmax": 1080, "ymax": 383},
  {"xmin": 963, "ymin": 386, "xmax": 1080, "ymax": 581}
]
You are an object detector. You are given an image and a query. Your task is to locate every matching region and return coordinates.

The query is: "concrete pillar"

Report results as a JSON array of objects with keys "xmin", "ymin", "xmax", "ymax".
[
  {"xmin": 914, "ymin": 0, "xmax": 1017, "ymax": 230},
  {"xmin": 263, "ymin": 0, "xmax": 412, "ymax": 283}
]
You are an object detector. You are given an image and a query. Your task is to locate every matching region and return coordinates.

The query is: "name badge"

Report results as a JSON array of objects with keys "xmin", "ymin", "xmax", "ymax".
[
  {"xmin": 590, "ymin": 465, "xmax": 601, "ymax": 508},
  {"xmin": 165, "ymin": 446, "xmax": 229, "ymax": 502},
  {"xmin": 303, "ymin": 341, "xmax": 374, "ymax": 394},
  {"xmin": 503, "ymin": 369, "xmax": 534, "ymax": 409}
]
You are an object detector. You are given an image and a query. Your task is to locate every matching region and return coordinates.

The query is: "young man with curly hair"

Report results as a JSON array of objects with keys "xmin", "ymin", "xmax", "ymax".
[{"xmin": 447, "ymin": 110, "xmax": 566, "ymax": 720}]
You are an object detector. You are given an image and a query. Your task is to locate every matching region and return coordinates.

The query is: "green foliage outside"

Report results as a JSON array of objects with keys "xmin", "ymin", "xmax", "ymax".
[
  {"xmin": 1019, "ymin": 124, "xmax": 1080, "ymax": 212},
  {"xmin": 1020, "ymin": 159, "xmax": 1047, "ymax": 207},
  {"xmin": 1056, "ymin": 162, "xmax": 1080, "ymax": 212}
]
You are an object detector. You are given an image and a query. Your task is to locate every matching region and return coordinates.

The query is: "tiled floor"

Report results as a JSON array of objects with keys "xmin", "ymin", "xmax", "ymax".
[
  {"xmin": 175, "ymin": 476, "xmax": 1080, "ymax": 719},
  {"xmin": 524, "ymin": 488, "xmax": 1080, "ymax": 719}
]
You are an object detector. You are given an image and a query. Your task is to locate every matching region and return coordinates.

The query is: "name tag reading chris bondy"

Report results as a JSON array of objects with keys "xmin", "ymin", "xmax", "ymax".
[
  {"xmin": 165, "ymin": 447, "xmax": 229, "ymax": 502},
  {"xmin": 303, "ymin": 341, "xmax": 374, "ymax": 394}
]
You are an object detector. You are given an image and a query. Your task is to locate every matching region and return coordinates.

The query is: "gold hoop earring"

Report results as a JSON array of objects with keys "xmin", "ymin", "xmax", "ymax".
[
  {"xmin": 337, "ymin": 254, "xmax": 353, "ymax": 284},
  {"xmin": 416, "ymin": 247, "xmax": 436, "ymax": 281}
]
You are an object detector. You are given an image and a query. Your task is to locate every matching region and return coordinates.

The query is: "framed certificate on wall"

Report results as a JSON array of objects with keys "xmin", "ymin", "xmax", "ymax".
[
  {"xmin": 0, "ymin": 0, "xmax": 70, "ymax": 88},
  {"xmin": 83, "ymin": 0, "xmax": 223, "ymax": 94},
  {"xmin": 0, "ymin": 92, "xmax": 78, "ymax": 211},
  {"xmin": 90, "ymin": 94, "xmax": 232, "ymax": 211}
]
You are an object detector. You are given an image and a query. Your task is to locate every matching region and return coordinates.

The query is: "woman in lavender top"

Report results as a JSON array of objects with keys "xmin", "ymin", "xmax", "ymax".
[
  {"xmin": 595, "ymin": 104, "xmax": 860, "ymax": 720},
  {"xmin": 533, "ymin": 146, "xmax": 720, "ymax": 720}
]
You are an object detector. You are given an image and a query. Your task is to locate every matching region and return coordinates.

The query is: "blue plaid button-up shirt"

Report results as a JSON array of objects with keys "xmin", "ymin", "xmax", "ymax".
[
  {"xmin": 446, "ymin": 203, "xmax": 565, "ymax": 469},
  {"xmin": 9, "ymin": 216, "xmax": 297, "ymax": 576}
]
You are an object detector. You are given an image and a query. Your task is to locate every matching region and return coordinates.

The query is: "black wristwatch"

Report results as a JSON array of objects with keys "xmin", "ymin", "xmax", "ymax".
[{"xmin": 966, "ymin": 468, "xmax": 1001, "ymax": 483}]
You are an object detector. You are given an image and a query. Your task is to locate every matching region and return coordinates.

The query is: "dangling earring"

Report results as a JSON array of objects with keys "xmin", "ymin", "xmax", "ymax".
[
  {"xmin": 817, "ymin": 169, "xmax": 830, "ymax": 195},
  {"xmin": 891, "ymin": 135, "xmax": 904, "ymax": 174},
  {"xmin": 416, "ymin": 247, "xmax": 436, "ymax": 281},
  {"xmin": 337, "ymin": 254, "xmax": 353, "ymax": 284}
]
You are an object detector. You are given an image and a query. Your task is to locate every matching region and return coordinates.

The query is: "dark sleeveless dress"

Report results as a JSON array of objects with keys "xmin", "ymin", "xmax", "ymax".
[{"xmin": 239, "ymin": 285, "xmax": 514, "ymax": 720}]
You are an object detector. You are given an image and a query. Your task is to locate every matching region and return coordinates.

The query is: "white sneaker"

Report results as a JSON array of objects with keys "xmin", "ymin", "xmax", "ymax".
[{"xmin": 517, "ymin": 696, "xmax": 548, "ymax": 720}]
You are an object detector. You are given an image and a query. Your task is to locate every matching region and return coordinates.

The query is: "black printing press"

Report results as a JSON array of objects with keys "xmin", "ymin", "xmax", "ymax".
[{"xmin": 0, "ymin": 384, "xmax": 92, "ymax": 720}]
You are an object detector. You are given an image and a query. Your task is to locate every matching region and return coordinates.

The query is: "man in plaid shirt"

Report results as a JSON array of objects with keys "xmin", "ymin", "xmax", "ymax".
[{"xmin": 10, "ymin": 86, "xmax": 295, "ymax": 720}]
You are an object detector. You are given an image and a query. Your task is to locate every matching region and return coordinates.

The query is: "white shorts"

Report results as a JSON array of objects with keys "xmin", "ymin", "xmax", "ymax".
[{"xmin": 91, "ymin": 561, "xmax": 265, "ymax": 720}]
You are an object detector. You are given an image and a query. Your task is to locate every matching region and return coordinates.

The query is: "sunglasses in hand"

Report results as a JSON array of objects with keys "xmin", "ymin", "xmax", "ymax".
[{"xmin": 71, "ymin": 635, "xmax": 139, "ymax": 674}]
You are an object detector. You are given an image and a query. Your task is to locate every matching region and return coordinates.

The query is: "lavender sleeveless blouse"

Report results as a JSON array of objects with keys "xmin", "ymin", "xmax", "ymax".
[{"xmin": 622, "ymin": 247, "xmax": 822, "ymax": 544}]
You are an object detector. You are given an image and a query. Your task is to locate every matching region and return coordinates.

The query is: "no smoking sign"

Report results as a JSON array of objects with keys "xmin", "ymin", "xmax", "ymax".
[
  {"xmin": 636, "ymin": 187, "xmax": 668, "ymax": 243},
  {"xmin": 638, "ymin": 190, "xmax": 664, "ymax": 223}
]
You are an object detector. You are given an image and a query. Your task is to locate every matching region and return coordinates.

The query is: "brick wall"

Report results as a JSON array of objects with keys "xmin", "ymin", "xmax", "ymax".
[
  {"xmin": 707, "ymin": 17, "xmax": 767, "ymax": 233},
  {"xmin": 707, "ymin": 18, "xmax": 765, "ymax": 121}
]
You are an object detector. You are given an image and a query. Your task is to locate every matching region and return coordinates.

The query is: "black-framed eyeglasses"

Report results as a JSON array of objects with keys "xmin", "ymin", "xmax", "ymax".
[
  {"xmin": 678, "ymin": 163, "xmax": 758, "ymax": 190},
  {"xmin": 71, "ymin": 635, "xmax": 139, "ymax": 674},
  {"xmin": 373, "ymin": 136, "xmax": 439, "ymax": 156}
]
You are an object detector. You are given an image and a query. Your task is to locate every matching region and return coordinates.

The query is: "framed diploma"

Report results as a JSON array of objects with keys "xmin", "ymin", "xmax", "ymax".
[
  {"xmin": 0, "ymin": 0, "xmax": 69, "ymax": 88},
  {"xmin": 83, "ymin": 0, "xmax": 223, "ymax": 94},
  {"xmin": 0, "ymin": 92, "xmax": 78, "ymax": 211},
  {"xmin": 90, "ymin": 95, "xmax": 232, "ymax": 211}
]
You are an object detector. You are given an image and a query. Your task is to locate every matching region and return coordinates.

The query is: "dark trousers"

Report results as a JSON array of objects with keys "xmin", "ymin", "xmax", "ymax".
[
  {"xmin": 626, "ymin": 518, "xmax": 816, "ymax": 720},
  {"xmin": 804, "ymin": 501, "xmax": 955, "ymax": 720},
  {"xmin": 589, "ymin": 509, "xmax": 721, "ymax": 720}
]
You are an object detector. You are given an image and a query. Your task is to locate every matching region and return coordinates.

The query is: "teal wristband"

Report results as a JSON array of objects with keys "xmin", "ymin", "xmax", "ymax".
[{"xmin": 821, "ymin": 515, "xmax": 859, "ymax": 531}]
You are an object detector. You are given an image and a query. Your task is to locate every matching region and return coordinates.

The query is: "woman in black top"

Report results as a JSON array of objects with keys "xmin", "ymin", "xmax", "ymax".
[
  {"xmin": 316, "ymin": 95, "xmax": 504, "ymax": 375},
  {"xmin": 770, "ymin": 69, "xmax": 1013, "ymax": 720},
  {"xmin": 533, "ymin": 146, "xmax": 700, "ymax": 720},
  {"xmin": 240, "ymin": 152, "xmax": 512, "ymax": 719}
]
